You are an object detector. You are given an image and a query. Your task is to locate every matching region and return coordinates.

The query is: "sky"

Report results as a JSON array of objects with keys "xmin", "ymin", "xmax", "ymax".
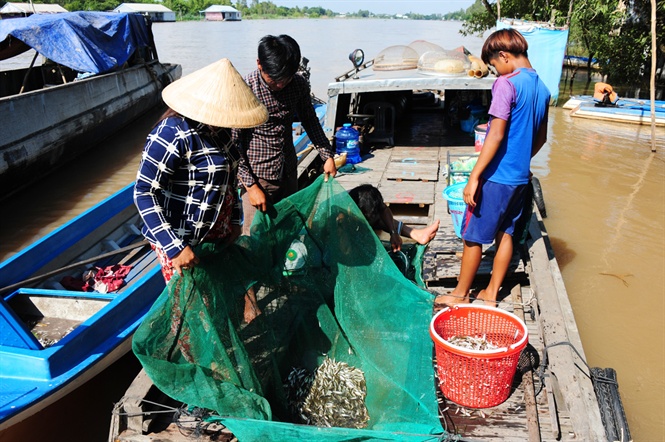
[{"xmin": 270, "ymin": 0, "xmax": 475, "ymax": 16}]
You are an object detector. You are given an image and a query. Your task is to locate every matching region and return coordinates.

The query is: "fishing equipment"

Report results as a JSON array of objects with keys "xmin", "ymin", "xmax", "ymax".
[
  {"xmin": 430, "ymin": 305, "xmax": 528, "ymax": 409},
  {"xmin": 133, "ymin": 176, "xmax": 444, "ymax": 440}
]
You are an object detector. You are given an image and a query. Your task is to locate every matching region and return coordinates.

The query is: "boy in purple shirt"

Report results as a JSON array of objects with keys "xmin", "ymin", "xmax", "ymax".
[{"xmin": 435, "ymin": 29, "xmax": 550, "ymax": 308}]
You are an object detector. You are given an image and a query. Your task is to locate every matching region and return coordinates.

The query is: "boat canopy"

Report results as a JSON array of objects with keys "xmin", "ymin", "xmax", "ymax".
[{"xmin": 0, "ymin": 11, "xmax": 151, "ymax": 74}]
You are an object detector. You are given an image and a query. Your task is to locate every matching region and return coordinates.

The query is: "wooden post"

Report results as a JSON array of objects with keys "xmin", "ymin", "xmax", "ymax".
[
  {"xmin": 650, "ymin": 0, "xmax": 657, "ymax": 152},
  {"xmin": 18, "ymin": 51, "xmax": 39, "ymax": 94}
]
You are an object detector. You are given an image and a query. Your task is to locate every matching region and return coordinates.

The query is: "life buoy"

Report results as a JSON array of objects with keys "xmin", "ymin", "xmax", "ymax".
[{"xmin": 531, "ymin": 177, "xmax": 547, "ymax": 218}]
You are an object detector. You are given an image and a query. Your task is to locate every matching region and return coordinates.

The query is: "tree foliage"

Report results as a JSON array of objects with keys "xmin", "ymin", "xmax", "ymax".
[
  {"xmin": 18, "ymin": 0, "xmax": 662, "ymax": 90},
  {"xmin": 460, "ymin": 0, "xmax": 664, "ymax": 90}
]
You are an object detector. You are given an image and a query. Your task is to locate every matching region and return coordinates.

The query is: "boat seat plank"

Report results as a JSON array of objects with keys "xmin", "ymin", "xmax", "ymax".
[
  {"xmin": 385, "ymin": 160, "xmax": 439, "ymax": 181},
  {"xmin": 510, "ymin": 284, "xmax": 542, "ymax": 442},
  {"xmin": 390, "ymin": 145, "xmax": 442, "ymax": 162},
  {"xmin": 378, "ymin": 181, "xmax": 435, "ymax": 205},
  {"xmin": 333, "ymin": 171, "xmax": 384, "ymax": 190},
  {"xmin": 427, "ymin": 248, "xmax": 523, "ymax": 281}
]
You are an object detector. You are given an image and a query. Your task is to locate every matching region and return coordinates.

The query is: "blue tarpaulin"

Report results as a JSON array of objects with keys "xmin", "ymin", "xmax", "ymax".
[
  {"xmin": 0, "ymin": 11, "xmax": 151, "ymax": 74},
  {"xmin": 497, "ymin": 20, "xmax": 569, "ymax": 104}
]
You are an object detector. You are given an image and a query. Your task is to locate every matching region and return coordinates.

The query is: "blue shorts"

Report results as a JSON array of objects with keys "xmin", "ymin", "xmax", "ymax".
[{"xmin": 461, "ymin": 179, "xmax": 528, "ymax": 244}]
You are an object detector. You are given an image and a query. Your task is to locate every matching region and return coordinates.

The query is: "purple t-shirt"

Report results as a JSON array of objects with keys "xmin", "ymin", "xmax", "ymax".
[{"xmin": 483, "ymin": 68, "xmax": 550, "ymax": 185}]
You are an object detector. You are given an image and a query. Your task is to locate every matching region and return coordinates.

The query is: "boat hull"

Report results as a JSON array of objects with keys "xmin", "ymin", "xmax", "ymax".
[
  {"xmin": 0, "ymin": 61, "xmax": 182, "ymax": 198},
  {"xmin": 563, "ymin": 95, "xmax": 665, "ymax": 126}
]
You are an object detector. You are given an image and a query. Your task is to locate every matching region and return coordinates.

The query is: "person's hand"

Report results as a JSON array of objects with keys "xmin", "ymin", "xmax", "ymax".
[
  {"xmin": 390, "ymin": 231, "xmax": 403, "ymax": 252},
  {"xmin": 463, "ymin": 177, "xmax": 479, "ymax": 208},
  {"xmin": 323, "ymin": 157, "xmax": 337, "ymax": 182},
  {"xmin": 247, "ymin": 184, "xmax": 267, "ymax": 212},
  {"xmin": 171, "ymin": 245, "xmax": 199, "ymax": 276}
]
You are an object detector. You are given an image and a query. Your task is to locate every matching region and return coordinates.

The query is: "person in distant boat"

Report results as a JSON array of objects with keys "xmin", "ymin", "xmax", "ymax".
[
  {"xmin": 348, "ymin": 184, "xmax": 439, "ymax": 252},
  {"xmin": 134, "ymin": 58, "xmax": 268, "ymax": 283},
  {"xmin": 434, "ymin": 29, "xmax": 550, "ymax": 309},
  {"xmin": 593, "ymin": 82, "xmax": 619, "ymax": 106},
  {"xmin": 234, "ymin": 34, "xmax": 337, "ymax": 323}
]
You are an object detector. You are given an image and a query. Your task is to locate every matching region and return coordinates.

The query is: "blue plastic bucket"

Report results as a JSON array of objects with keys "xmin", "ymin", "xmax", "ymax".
[{"xmin": 443, "ymin": 182, "xmax": 467, "ymax": 239}]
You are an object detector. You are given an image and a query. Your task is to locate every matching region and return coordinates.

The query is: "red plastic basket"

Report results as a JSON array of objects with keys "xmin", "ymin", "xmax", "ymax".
[{"xmin": 429, "ymin": 305, "xmax": 528, "ymax": 408}]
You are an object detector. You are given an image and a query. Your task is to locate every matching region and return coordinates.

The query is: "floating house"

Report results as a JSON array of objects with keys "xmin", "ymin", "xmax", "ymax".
[
  {"xmin": 202, "ymin": 5, "xmax": 241, "ymax": 21},
  {"xmin": 0, "ymin": 2, "xmax": 67, "ymax": 18},
  {"xmin": 112, "ymin": 3, "xmax": 176, "ymax": 22}
]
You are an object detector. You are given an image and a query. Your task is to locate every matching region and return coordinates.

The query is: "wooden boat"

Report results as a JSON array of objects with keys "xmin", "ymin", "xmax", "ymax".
[
  {"xmin": 563, "ymin": 95, "xmax": 665, "ymax": 126},
  {"xmin": 0, "ymin": 184, "xmax": 164, "ymax": 431},
  {"xmin": 110, "ymin": 50, "xmax": 628, "ymax": 442},
  {"xmin": 0, "ymin": 11, "xmax": 182, "ymax": 199}
]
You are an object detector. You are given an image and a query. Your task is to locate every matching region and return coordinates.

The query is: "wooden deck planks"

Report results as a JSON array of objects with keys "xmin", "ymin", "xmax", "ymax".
[
  {"xmin": 385, "ymin": 160, "xmax": 439, "ymax": 181},
  {"xmin": 379, "ymin": 181, "xmax": 436, "ymax": 205},
  {"xmin": 385, "ymin": 146, "xmax": 440, "ymax": 182}
]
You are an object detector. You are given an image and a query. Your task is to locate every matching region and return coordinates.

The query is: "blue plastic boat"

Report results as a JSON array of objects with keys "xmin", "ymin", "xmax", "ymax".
[
  {"xmin": 563, "ymin": 95, "xmax": 665, "ymax": 126},
  {"xmin": 0, "ymin": 184, "xmax": 164, "ymax": 430}
]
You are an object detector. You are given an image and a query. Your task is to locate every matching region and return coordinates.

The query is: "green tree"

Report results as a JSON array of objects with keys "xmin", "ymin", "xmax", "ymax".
[{"xmin": 461, "ymin": 0, "xmax": 663, "ymax": 91}]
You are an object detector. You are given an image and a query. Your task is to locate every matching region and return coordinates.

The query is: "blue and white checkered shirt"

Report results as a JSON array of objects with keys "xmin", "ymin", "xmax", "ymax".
[{"xmin": 134, "ymin": 116, "xmax": 240, "ymax": 259}]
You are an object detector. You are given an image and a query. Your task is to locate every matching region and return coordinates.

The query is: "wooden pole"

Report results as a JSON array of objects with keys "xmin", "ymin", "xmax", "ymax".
[
  {"xmin": 18, "ymin": 51, "xmax": 39, "ymax": 94},
  {"xmin": 649, "ymin": 0, "xmax": 657, "ymax": 152}
]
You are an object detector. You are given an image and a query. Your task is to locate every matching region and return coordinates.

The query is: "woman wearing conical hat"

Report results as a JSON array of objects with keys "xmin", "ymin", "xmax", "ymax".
[{"xmin": 134, "ymin": 59, "xmax": 268, "ymax": 283}]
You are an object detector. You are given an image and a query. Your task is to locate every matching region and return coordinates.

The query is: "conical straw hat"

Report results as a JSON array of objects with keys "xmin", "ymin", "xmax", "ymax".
[{"xmin": 162, "ymin": 58, "xmax": 268, "ymax": 128}]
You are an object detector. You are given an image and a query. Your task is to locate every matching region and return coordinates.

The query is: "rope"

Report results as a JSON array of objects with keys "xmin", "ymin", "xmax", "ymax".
[
  {"xmin": 600, "ymin": 153, "xmax": 655, "ymax": 272},
  {"xmin": 111, "ymin": 398, "xmax": 180, "ymax": 416},
  {"xmin": 534, "ymin": 340, "xmax": 600, "ymax": 397}
]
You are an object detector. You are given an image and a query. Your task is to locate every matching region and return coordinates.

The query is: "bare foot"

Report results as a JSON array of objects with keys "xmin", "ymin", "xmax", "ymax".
[
  {"xmin": 411, "ymin": 219, "xmax": 440, "ymax": 245},
  {"xmin": 243, "ymin": 290, "xmax": 262, "ymax": 324},
  {"xmin": 474, "ymin": 289, "xmax": 498, "ymax": 307},
  {"xmin": 434, "ymin": 290, "xmax": 470, "ymax": 307}
]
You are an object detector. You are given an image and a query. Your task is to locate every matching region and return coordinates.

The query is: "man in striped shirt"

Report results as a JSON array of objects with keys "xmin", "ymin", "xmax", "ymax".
[
  {"xmin": 236, "ymin": 34, "xmax": 337, "ymax": 235},
  {"xmin": 235, "ymin": 34, "xmax": 337, "ymax": 322}
]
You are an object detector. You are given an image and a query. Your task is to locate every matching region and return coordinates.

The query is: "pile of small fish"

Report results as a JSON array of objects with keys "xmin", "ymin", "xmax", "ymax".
[
  {"xmin": 446, "ymin": 334, "xmax": 501, "ymax": 351},
  {"xmin": 284, "ymin": 357, "xmax": 369, "ymax": 428}
]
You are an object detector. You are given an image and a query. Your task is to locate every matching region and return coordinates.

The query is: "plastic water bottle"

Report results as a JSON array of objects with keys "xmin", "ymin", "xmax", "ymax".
[{"xmin": 335, "ymin": 123, "xmax": 362, "ymax": 165}]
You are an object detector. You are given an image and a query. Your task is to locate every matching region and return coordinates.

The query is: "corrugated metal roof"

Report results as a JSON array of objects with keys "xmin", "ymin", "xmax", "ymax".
[
  {"xmin": 203, "ymin": 5, "xmax": 240, "ymax": 12},
  {"xmin": 113, "ymin": 3, "xmax": 174, "ymax": 13},
  {"xmin": 0, "ymin": 2, "xmax": 68, "ymax": 13}
]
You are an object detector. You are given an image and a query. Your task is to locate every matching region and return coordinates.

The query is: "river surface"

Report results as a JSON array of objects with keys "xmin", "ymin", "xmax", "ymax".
[{"xmin": 0, "ymin": 19, "xmax": 663, "ymax": 441}]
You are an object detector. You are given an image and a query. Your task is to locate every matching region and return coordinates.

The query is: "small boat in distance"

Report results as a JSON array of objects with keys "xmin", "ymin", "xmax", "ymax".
[
  {"xmin": 563, "ymin": 55, "xmax": 600, "ymax": 70},
  {"xmin": 0, "ymin": 183, "xmax": 164, "ymax": 431},
  {"xmin": 563, "ymin": 95, "xmax": 665, "ymax": 126},
  {"xmin": 0, "ymin": 11, "xmax": 182, "ymax": 199}
]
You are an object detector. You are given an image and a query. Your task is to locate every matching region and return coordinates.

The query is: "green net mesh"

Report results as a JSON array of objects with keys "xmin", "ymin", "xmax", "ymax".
[{"xmin": 133, "ymin": 176, "xmax": 445, "ymax": 440}]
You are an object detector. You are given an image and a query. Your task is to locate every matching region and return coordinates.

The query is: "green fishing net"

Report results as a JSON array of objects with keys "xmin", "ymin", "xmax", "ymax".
[{"xmin": 132, "ymin": 176, "xmax": 445, "ymax": 441}]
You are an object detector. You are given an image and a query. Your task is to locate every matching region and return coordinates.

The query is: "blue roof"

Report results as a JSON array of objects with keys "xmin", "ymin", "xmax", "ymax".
[{"xmin": 0, "ymin": 11, "xmax": 151, "ymax": 74}]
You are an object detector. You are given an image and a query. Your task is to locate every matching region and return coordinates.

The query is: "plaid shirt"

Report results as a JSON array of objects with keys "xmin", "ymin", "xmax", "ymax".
[
  {"xmin": 134, "ymin": 116, "xmax": 240, "ymax": 259},
  {"xmin": 234, "ymin": 69, "xmax": 333, "ymax": 188}
]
